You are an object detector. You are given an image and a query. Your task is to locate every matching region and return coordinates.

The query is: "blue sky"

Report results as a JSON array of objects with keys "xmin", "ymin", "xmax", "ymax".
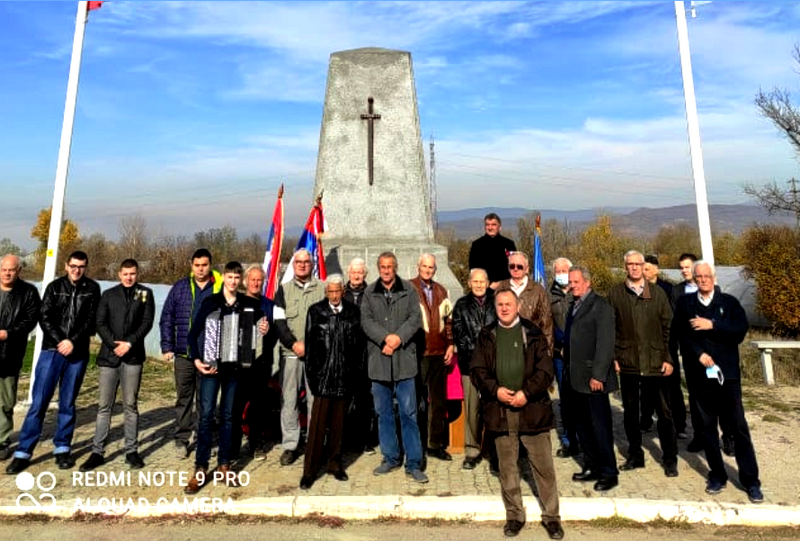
[{"xmin": 2, "ymin": 1, "xmax": 800, "ymax": 250}]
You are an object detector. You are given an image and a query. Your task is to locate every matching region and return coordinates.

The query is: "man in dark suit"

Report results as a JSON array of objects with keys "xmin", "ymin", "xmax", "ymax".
[
  {"xmin": 565, "ymin": 266, "xmax": 619, "ymax": 491},
  {"xmin": 80, "ymin": 259, "xmax": 155, "ymax": 471}
]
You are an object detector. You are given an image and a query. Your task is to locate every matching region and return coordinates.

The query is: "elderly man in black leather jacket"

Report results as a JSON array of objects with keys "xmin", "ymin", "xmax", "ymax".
[
  {"xmin": 7, "ymin": 250, "xmax": 100, "ymax": 474},
  {"xmin": 0, "ymin": 254, "xmax": 41, "ymax": 461},
  {"xmin": 299, "ymin": 274, "xmax": 362, "ymax": 490},
  {"xmin": 452, "ymin": 268, "xmax": 496, "ymax": 470}
]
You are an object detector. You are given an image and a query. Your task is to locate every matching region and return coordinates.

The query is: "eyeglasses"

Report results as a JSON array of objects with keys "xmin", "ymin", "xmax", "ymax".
[
  {"xmin": 295, "ymin": 260, "xmax": 311, "ymax": 265},
  {"xmin": 625, "ymin": 262, "xmax": 643, "ymax": 267},
  {"xmin": 68, "ymin": 264, "xmax": 86, "ymax": 270},
  {"xmin": 508, "ymin": 264, "xmax": 525, "ymax": 271}
]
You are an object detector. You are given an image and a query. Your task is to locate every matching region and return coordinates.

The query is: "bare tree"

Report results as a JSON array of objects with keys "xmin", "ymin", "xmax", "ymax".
[
  {"xmin": 749, "ymin": 44, "xmax": 800, "ymax": 227},
  {"xmin": 118, "ymin": 214, "xmax": 148, "ymax": 259}
]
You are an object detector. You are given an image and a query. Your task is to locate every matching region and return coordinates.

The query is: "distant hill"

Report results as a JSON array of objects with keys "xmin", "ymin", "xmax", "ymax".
[{"xmin": 436, "ymin": 204, "xmax": 796, "ymax": 239}]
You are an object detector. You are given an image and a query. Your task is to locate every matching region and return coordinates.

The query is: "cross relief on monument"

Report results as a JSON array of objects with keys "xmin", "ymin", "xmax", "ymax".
[{"xmin": 360, "ymin": 97, "xmax": 381, "ymax": 186}]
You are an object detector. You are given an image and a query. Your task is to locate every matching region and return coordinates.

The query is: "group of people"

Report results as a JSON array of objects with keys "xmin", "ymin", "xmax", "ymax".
[{"xmin": 0, "ymin": 210, "xmax": 765, "ymax": 538}]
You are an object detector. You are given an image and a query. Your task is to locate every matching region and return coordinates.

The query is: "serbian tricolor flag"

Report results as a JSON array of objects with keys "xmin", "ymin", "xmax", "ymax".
[
  {"xmin": 283, "ymin": 194, "xmax": 328, "ymax": 283},
  {"xmin": 88, "ymin": 1, "xmax": 103, "ymax": 11},
  {"xmin": 261, "ymin": 185, "xmax": 284, "ymax": 300}
]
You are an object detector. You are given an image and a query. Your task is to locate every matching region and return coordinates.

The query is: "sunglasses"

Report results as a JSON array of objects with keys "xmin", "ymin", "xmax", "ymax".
[{"xmin": 508, "ymin": 264, "xmax": 525, "ymax": 271}]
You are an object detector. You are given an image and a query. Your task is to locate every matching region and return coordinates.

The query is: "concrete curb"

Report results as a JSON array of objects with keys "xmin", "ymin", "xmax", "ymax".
[{"xmin": 3, "ymin": 495, "xmax": 799, "ymax": 526}]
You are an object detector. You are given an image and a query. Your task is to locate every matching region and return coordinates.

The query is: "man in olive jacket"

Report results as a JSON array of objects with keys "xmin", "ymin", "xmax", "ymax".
[
  {"xmin": 0, "ymin": 254, "xmax": 41, "ymax": 461},
  {"xmin": 607, "ymin": 250, "xmax": 677, "ymax": 477},
  {"xmin": 361, "ymin": 252, "xmax": 427, "ymax": 483},
  {"xmin": 80, "ymin": 259, "xmax": 155, "ymax": 472},
  {"xmin": 471, "ymin": 288, "xmax": 563, "ymax": 540}
]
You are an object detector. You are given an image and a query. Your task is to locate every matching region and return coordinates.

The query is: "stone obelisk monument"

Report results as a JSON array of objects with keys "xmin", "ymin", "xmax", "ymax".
[{"xmin": 314, "ymin": 48, "xmax": 462, "ymax": 300}]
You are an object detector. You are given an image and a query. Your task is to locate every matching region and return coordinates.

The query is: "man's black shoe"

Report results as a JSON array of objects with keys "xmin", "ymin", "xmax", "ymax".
[
  {"xmin": 427, "ymin": 447, "xmax": 452, "ymax": 461},
  {"xmin": 330, "ymin": 469, "xmax": 349, "ymax": 482},
  {"xmin": 722, "ymin": 437, "xmax": 735, "ymax": 457},
  {"xmin": 80, "ymin": 452, "xmax": 105, "ymax": 472},
  {"xmin": 687, "ymin": 439, "xmax": 704, "ymax": 452},
  {"xmin": 594, "ymin": 476, "xmax": 619, "ymax": 492},
  {"xmin": 572, "ymin": 469, "xmax": 600, "ymax": 482},
  {"xmin": 55, "ymin": 452, "xmax": 75, "ymax": 470},
  {"xmin": 664, "ymin": 463, "xmax": 679, "ymax": 478},
  {"xmin": 489, "ymin": 458, "xmax": 500, "ymax": 476},
  {"xmin": 299, "ymin": 475, "xmax": 314, "ymax": 490},
  {"xmin": 5, "ymin": 457, "xmax": 29, "ymax": 474},
  {"xmin": 619, "ymin": 458, "xmax": 645, "ymax": 471},
  {"xmin": 543, "ymin": 520, "xmax": 565, "ymax": 540},
  {"xmin": 556, "ymin": 444, "xmax": 580, "ymax": 458},
  {"xmin": 462, "ymin": 456, "xmax": 481, "ymax": 470},
  {"xmin": 125, "ymin": 452, "xmax": 145, "ymax": 469},
  {"xmin": 503, "ymin": 519, "xmax": 525, "ymax": 537},
  {"xmin": 280, "ymin": 449, "xmax": 299, "ymax": 466}
]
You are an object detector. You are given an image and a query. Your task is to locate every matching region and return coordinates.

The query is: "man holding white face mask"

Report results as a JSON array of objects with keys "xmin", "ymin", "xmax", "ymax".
[{"xmin": 671, "ymin": 260, "xmax": 763, "ymax": 503}]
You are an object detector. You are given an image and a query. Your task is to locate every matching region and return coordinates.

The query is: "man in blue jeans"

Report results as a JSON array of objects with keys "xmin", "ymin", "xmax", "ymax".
[
  {"xmin": 184, "ymin": 261, "xmax": 265, "ymax": 494},
  {"xmin": 360, "ymin": 252, "xmax": 427, "ymax": 483},
  {"xmin": 7, "ymin": 250, "xmax": 101, "ymax": 474}
]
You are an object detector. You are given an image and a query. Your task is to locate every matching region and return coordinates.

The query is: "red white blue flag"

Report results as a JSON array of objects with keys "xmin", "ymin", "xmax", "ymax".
[
  {"xmin": 262, "ymin": 185, "xmax": 284, "ymax": 300},
  {"xmin": 283, "ymin": 194, "xmax": 327, "ymax": 283}
]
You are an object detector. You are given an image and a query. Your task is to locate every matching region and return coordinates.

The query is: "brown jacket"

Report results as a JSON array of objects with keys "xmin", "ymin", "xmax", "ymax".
[
  {"xmin": 497, "ymin": 277, "xmax": 554, "ymax": 354},
  {"xmin": 410, "ymin": 277, "xmax": 452, "ymax": 356},
  {"xmin": 470, "ymin": 319, "xmax": 554, "ymax": 434}
]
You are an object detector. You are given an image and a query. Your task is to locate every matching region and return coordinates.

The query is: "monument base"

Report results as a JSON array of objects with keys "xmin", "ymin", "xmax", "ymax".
[{"xmin": 324, "ymin": 239, "xmax": 464, "ymax": 302}]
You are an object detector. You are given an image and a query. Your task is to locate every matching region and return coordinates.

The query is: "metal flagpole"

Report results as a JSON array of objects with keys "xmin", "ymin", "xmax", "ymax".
[
  {"xmin": 28, "ymin": 1, "xmax": 90, "ymax": 403},
  {"xmin": 674, "ymin": 1, "xmax": 715, "ymax": 266}
]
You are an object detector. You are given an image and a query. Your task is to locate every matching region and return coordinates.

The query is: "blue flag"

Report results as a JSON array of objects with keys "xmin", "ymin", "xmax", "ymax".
[{"xmin": 532, "ymin": 214, "xmax": 546, "ymax": 286}]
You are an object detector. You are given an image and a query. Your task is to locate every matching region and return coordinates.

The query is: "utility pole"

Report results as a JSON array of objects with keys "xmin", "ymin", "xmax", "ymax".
[
  {"xmin": 429, "ymin": 135, "xmax": 438, "ymax": 233},
  {"xmin": 675, "ymin": 1, "xmax": 715, "ymax": 266}
]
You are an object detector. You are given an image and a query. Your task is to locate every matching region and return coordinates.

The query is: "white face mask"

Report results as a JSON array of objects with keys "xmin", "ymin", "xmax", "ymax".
[{"xmin": 555, "ymin": 273, "xmax": 569, "ymax": 287}]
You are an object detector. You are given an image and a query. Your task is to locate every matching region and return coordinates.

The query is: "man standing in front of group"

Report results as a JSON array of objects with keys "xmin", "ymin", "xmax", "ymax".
[
  {"xmin": 672, "ymin": 261, "xmax": 763, "ymax": 503},
  {"xmin": 8, "ymin": 251, "xmax": 100, "ymax": 474},
  {"xmin": 160, "ymin": 248, "xmax": 222, "ymax": 459},
  {"xmin": 607, "ymin": 250, "xmax": 678, "ymax": 478},
  {"xmin": 361, "ymin": 252, "xmax": 427, "ymax": 483},
  {"xmin": 469, "ymin": 213, "xmax": 517, "ymax": 289},
  {"xmin": 566, "ymin": 266, "xmax": 618, "ymax": 492},
  {"xmin": 452, "ymin": 268, "xmax": 496, "ymax": 470},
  {"xmin": 471, "ymin": 288, "xmax": 563, "ymax": 540},
  {"xmin": 410, "ymin": 253, "xmax": 454, "ymax": 462},
  {"xmin": 274, "ymin": 248, "xmax": 325, "ymax": 466},
  {"xmin": 80, "ymin": 259, "xmax": 155, "ymax": 472},
  {"xmin": 300, "ymin": 275, "xmax": 362, "ymax": 489},
  {"xmin": 0, "ymin": 254, "xmax": 41, "ymax": 461}
]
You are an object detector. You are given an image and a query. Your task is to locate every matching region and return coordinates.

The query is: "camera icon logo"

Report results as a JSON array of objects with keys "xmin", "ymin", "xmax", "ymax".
[{"xmin": 15, "ymin": 472, "xmax": 57, "ymax": 508}]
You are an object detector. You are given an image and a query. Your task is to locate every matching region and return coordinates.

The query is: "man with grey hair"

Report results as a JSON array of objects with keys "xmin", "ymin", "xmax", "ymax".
[
  {"xmin": 607, "ymin": 250, "xmax": 678, "ymax": 477},
  {"xmin": 343, "ymin": 256, "xmax": 377, "ymax": 454},
  {"xmin": 0, "ymin": 255, "xmax": 41, "ymax": 461},
  {"xmin": 361, "ymin": 251, "xmax": 427, "ymax": 483},
  {"xmin": 453, "ymin": 267, "xmax": 496, "ymax": 470},
  {"xmin": 299, "ymin": 274, "xmax": 362, "ymax": 489},
  {"xmin": 410, "ymin": 253, "xmax": 454, "ymax": 461},
  {"xmin": 274, "ymin": 248, "xmax": 325, "ymax": 466},
  {"xmin": 549, "ymin": 257, "xmax": 579, "ymax": 458},
  {"xmin": 672, "ymin": 260, "xmax": 762, "ymax": 502}
]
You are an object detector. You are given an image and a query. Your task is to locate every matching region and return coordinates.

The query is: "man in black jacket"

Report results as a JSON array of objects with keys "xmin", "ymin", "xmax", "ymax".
[
  {"xmin": 468, "ymin": 213, "xmax": 517, "ymax": 289},
  {"xmin": 8, "ymin": 250, "xmax": 100, "ymax": 474},
  {"xmin": 672, "ymin": 261, "xmax": 763, "ymax": 503},
  {"xmin": 299, "ymin": 275, "xmax": 362, "ymax": 489},
  {"xmin": 80, "ymin": 259, "xmax": 155, "ymax": 472},
  {"xmin": 452, "ymin": 268, "xmax": 496, "ymax": 470},
  {"xmin": 565, "ymin": 266, "xmax": 618, "ymax": 492},
  {"xmin": 0, "ymin": 254, "xmax": 41, "ymax": 461}
]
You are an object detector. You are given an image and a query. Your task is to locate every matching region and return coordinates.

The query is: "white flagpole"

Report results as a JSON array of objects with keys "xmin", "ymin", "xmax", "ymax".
[
  {"xmin": 674, "ymin": 1, "xmax": 715, "ymax": 266},
  {"xmin": 28, "ymin": 1, "xmax": 90, "ymax": 403}
]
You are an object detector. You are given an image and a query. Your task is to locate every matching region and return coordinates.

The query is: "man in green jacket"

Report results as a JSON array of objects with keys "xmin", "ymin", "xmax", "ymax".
[{"xmin": 607, "ymin": 250, "xmax": 678, "ymax": 478}]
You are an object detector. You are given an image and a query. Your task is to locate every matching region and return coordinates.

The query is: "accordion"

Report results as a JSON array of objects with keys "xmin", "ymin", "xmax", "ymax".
[{"xmin": 202, "ymin": 308, "xmax": 263, "ymax": 369}]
